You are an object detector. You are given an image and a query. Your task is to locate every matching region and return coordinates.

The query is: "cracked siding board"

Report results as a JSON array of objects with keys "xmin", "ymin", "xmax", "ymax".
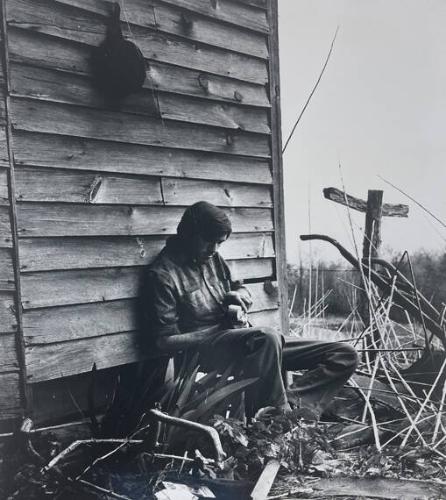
[
  {"xmin": 7, "ymin": 0, "xmax": 268, "ymax": 84},
  {"xmin": 18, "ymin": 234, "xmax": 275, "ymax": 272},
  {"xmin": 23, "ymin": 285, "xmax": 277, "ymax": 346},
  {"xmin": 10, "ymin": 63, "xmax": 270, "ymax": 134},
  {"xmin": 13, "ymin": 132, "xmax": 273, "ymax": 185},
  {"xmin": 56, "ymin": 0, "xmax": 269, "ymax": 58},
  {"xmin": 21, "ymin": 266, "xmax": 278, "ymax": 309},
  {"xmin": 10, "ymin": 98, "xmax": 271, "ymax": 158},
  {"xmin": 16, "ymin": 204, "xmax": 274, "ymax": 237},
  {"xmin": 15, "ymin": 168, "xmax": 271, "ymax": 207},
  {"xmin": 9, "ymin": 30, "xmax": 270, "ymax": 107}
]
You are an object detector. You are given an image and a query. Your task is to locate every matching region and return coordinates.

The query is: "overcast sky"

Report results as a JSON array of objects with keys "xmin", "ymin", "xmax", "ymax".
[{"xmin": 278, "ymin": 0, "xmax": 446, "ymax": 264}]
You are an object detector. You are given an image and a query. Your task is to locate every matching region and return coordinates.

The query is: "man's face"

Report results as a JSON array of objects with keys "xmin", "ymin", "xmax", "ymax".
[{"xmin": 193, "ymin": 233, "xmax": 228, "ymax": 263}]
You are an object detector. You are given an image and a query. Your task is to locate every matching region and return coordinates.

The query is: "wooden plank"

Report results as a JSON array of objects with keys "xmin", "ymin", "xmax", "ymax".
[
  {"xmin": 227, "ymin": 258, "xmax": 273, "ymax": 282},
  {"xmin": 15, "ymin": 168, "xmax": 271, "ymax": 207},
  {"xmin": 15, "ymin": 167, "xmax": 164, "ymax": 205},
  {"xmin": 25, "ymin": 308, "xmax": 278, "ymax": 383},
  {"xmin": 147, "ymin": 62, "xmax": 270, "ymax": 107},
  {"xmin": 26, "ymin": 311, "xmax": 280, "ymax": 384},
  {"xmin": 25, "ymin": 331, "xmax": 144, "ymax": 382},
  {"xmin": 23, "ymin": 282, "xmax": 278, "ymax": 343},
  {"xmin": 158, "ymin": 93, "xmax": 270, "ymax": 134},
  {"xmin": 7, "ymin": 0, "xmax": 268, "ymax": 84},
  {"xmin": 9, "ymin": 29, "xmax": 270, "ymax": 107},
  {"xmin": 0, "ymin": 372, "xmax": 22, "ymax": 415},
  {"xmin": 0, "ymin": 248, "xmax": 15, "ymax": 291},
  {"xmin": 0, "ymin": 334, "xmax": 20, "ymax": 371},
  {"xmin": 0, "ymin": 87, "xmax": 6, "ymax": 125},
  {"xmin": 10, "ymin": 62, "xmax": 159, "ymax": 117},
  {"xmin": 0, "ymin": 126, "xmax": 9, "ymax": 167},
  {"xmin": 11, "ymin": 98, "xmax": 271, "ymax": 158},
  {"xmin": 267, "ymin": 0, "xmax": 289, "ymax": 337},
  {"xmin": 323, "ymin": 187, "xmax": 409, "ymax": 217},
  {"xmin": 10, "ymin": 63, "xmax": 269, "ymax": 133},
  {"xmin": 161, "ymin": 178, "xmax": 272, "ymax": 208},
  {"xmin": 0, "ymin": 168, "xmax": 9, "ymax": 205},
  {"xmin": 21, "ymin": 264, "xmax": 278, "ymax": 308},
  {"xmin": 22, "ymin": 267, "xmax": 144, "ymax": 309},
  {"xmin": 18, "ymin": 234, "xmax": 275, "ymax": 272},
  {"xmin": 23, "ymin": 299, "xmax": 137, "ymax": 344},
  {"xmin": 13, "ymin": 132, "xmax": 273, "ymax": 184},
  {"xmin": 56, "ymin": 0, "xmax": 268, "ymax": 58},
  {"xmin": 16, "ymin": 204, "xmax": 274, "ymax": 237},
  {"xmin": 238, "ymin": 0, "xmax": 266, "ymax": 9},
  {"xmin": 250, "ymin": 459, "xmax": 280, "ymax": 500},
  {"xmin": 0, "ymin": 205, "xmax": 13, "ymax": 247},
  {"xmin": 0, "ymin": 292, "xmax": 19, "ymax": 333},
  {"xmin": 156, "ymin": 0, "xmax": 268, "ymax": 34}
]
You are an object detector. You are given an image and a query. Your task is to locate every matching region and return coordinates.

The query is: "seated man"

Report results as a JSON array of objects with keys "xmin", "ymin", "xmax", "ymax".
[{"xmin": 141, "ymin": 201, "xmax": 358, "ymax": 418}]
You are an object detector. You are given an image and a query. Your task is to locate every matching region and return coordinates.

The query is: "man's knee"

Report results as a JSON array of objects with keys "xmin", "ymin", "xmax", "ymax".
[{"xmin": 251, "ymin": 326, "xmax": 281, "ymax": 352}]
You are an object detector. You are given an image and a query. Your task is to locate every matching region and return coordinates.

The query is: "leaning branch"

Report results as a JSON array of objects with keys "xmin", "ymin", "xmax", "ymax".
[{"xmin": 300, "ymin": 234, "xmax": 446, "ymax": 348}]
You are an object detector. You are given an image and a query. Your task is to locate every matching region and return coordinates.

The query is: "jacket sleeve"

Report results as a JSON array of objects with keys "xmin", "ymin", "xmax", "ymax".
[{"xmin": 142, "ymin": 269, "xmax": 181, "ymax": 338}]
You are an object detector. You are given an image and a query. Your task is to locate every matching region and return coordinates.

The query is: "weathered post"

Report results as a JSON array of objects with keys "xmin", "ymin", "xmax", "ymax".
[
  {"xmin": 323, "ymin": 187, "xmax": 409, "ymax": 358},
  {"xmin": 361, "ymin": 190, "xmax": 384, "ymax": 359}
]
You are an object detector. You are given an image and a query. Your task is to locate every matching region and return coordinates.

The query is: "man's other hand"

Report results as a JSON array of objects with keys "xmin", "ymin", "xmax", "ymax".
[{"xmin": 224, "ymin": 290, "xmax": 253, "ymax": 312}]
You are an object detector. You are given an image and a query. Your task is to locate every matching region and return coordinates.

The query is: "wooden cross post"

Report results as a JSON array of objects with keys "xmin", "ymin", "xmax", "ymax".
[{"xmin": 323, "ymin": 187, "xmax": 409, "ymax": 359}]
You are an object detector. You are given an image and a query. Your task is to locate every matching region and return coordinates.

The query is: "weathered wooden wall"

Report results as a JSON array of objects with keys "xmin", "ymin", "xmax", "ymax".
[
  {"xmin": 1, "ymin": 0, "xmax": 287, "ymax": 423},
  {"xmin": 0, "ymin": 2, "xmax": 25, "ymax": 425}
]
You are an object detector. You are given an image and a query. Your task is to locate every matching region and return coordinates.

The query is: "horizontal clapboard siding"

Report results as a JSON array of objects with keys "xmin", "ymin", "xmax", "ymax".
[
  {"xmin": 26, "ymin": 308, "xmax": 280, "ymax": 382},
  {"xmin": 15, "ymin": 168, "xmax": 272, "ymax": 207},
  {"xmin": 10, "ymin": 63, "xmax": 270, "ymax": 134},
  {"xmin": 0, "ymin": 168, "xmax": 9, "ymax": 205},
  {"xmin": 21, "ymin": 263, "xmax": 277, "ymax": 309},
  {"xmin": 18, "ymin": 233, "xmax": 275, "ymax": 272},
  {"xmin": 3, "ymin": 0, "xmax": 283, "ymax": 408},
  {"xmin": 11, "ymin": 98, "xmax": 271, "ymax": 158},
  {"xmin": 157, "ymin": 0, "xmax": 269, "ymax": 33},
  {"xmin": 7, "ymin": 0, "xmax": 268, "ymax": 84},
  {"xmin": 23, "ymin": 283, "xmax": 278, "ymax": 345},
  {"xmin": 0, "ymin": 48, "xmax": 22, "ymax": 419},
  {"xmin": 9, "ymin": 29, "xmax": 270, "ymax": 107},
  {"xmin": 55, "ymin": 0, "xmax": 269, "ymax": 58},
  {"xmin": 13, "ymin": 132, "xmax": 273, "ymax": 184},
  {"xmin": 16, "ymin": 204, "xmax": 274, "ymax": 237}
]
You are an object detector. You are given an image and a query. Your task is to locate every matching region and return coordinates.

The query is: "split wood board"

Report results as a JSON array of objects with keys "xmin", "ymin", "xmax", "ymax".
[
  {"xmin": 7, "ymin": 0, "xmax": 268, "ymax": 84},
  {"xmin": 55, "ymin": 0, "xmax": 268, "ymax": 58},
  {"xmin": 15, "ymin": 167, "xmax": 273, "ymax": 207},
  {"xmin": 21, "ymin": 265, "xmax": 278, "ymax": 309},
  {"xmin": 18, "ymin": 233, "xmax": 275, "ymax": 272},
  {"xmin": 13, "ymin": 132, "xmax": 273, "ymax": 185},
  {"xmin": 9, "ymin": 63, "xmax": 271, "ymax": 134},
  {"xmin": 11, "ymin": 98, "xmax": 271, "ymax": 158},
  {"xmin": 16, "ymin": 204, "xmax": 274, "ymax": 237},
  {"xmin": 8, "ymin": 29, "xmax": 270, "ymax": 107}
]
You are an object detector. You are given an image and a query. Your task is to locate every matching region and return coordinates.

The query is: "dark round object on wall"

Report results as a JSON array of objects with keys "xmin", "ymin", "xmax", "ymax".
[{"xmin": 91, "ymin": 2, "xmax": 146, "ymax": 101}]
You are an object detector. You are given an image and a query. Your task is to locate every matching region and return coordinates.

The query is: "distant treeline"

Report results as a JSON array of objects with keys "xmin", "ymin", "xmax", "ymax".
[{"xmin": 288, "ymin": 250, "xmax": 446, "ymax": 317}]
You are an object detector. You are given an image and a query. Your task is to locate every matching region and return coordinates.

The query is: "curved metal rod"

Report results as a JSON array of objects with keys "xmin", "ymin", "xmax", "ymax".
[{"xmin": 300, "ymin": 234, "xmax": 446, "ymax": 349}]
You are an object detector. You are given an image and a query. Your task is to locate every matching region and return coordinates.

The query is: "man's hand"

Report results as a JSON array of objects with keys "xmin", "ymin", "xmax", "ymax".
[{"xmin": 224, "ymin": 290, "xmax": 253, "ymax": 312}]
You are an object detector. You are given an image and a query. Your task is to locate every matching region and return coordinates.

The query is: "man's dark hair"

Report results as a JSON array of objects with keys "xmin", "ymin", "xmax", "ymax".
[{"xmin": 177, "ymin": 201, "xmax": 232, "ymax": 241}]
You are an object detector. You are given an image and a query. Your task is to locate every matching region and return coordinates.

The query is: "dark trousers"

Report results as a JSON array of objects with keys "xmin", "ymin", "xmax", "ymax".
[{"xmin": 197, "ymin": 327, "xmax": 358, "ymax": 416}]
